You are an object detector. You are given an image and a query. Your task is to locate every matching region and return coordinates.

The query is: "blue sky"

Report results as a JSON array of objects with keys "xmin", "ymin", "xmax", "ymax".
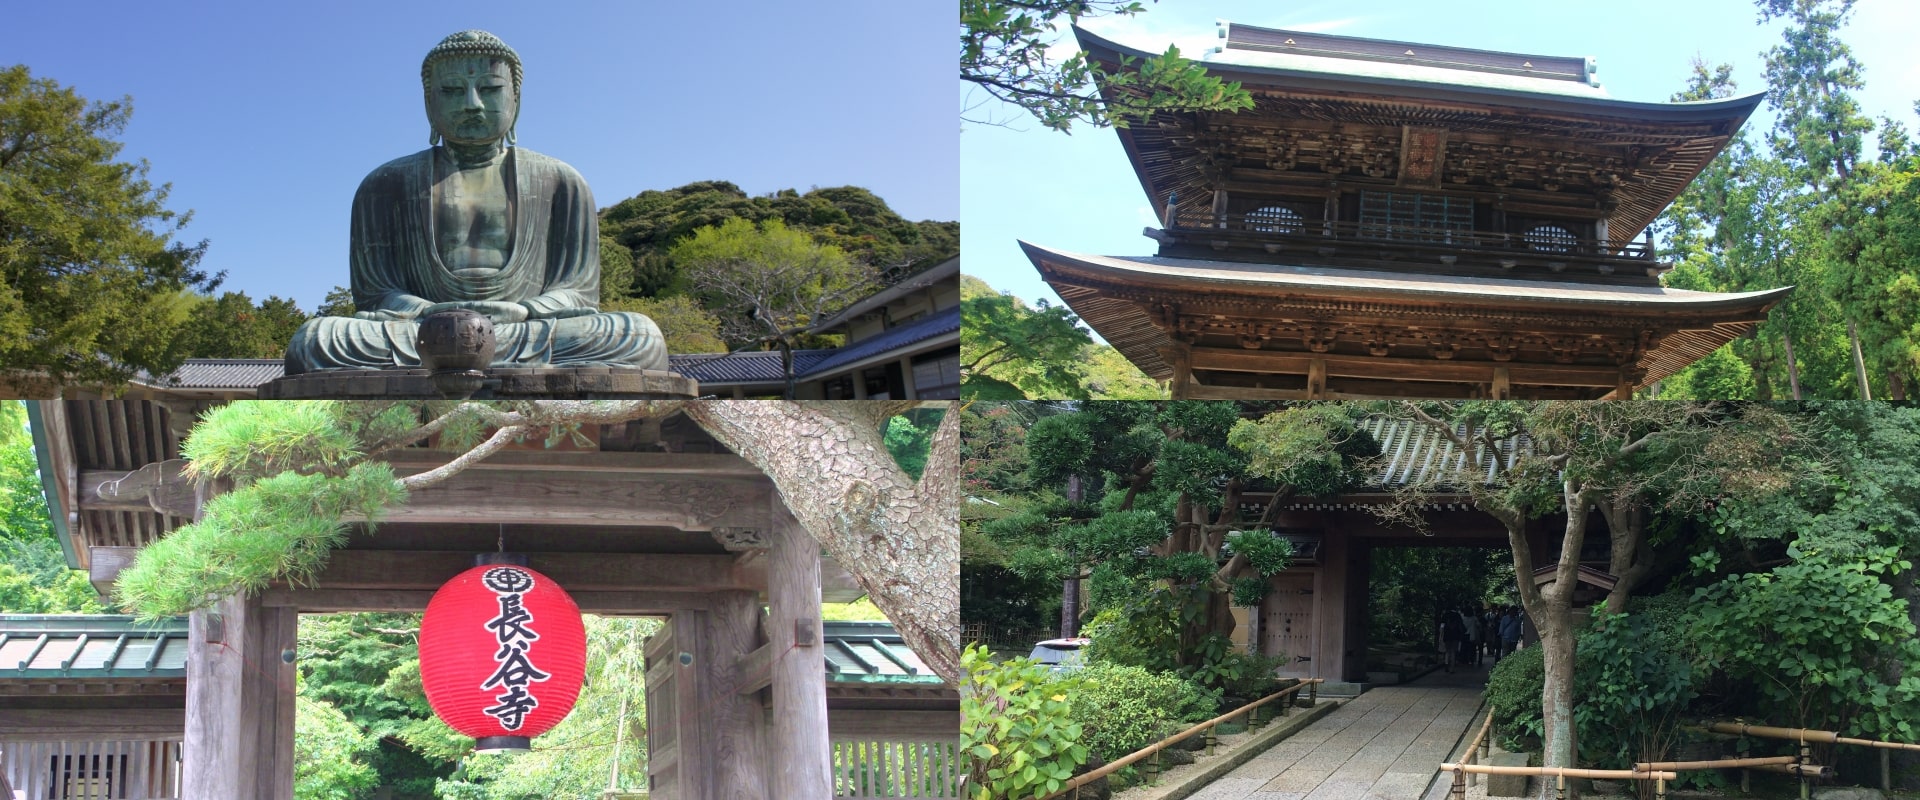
[
  {"xmin": 961, "ymin": 0, "xmax": 1920, "ymax": 329},
  {"xmin": 4, "ymin": 1, "xmax": 955, "ymax": 312}
]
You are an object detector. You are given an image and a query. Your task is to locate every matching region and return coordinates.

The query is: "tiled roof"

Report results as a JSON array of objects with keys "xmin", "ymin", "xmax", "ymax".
[
  {"xmin": 823, "ymin": 621, "xmax": 945, "ymax": 684},
  {"xmin": 1359, "ymin": 415, "xmax": 1532, "ymax": 489},
  {"xmin": 0, "ymin": 615, "xmax": 189, "ymax": 679},
  {"xmin": 803, "ymin": 307, "xmax": 959, "ymax": 378},
  {"xmin": 137, "ymin": 358, "xmax": 285, "ymax": 390},
  {"xmin": 668, "ymin": 350, "xmax": 834, "ymax": 385}
]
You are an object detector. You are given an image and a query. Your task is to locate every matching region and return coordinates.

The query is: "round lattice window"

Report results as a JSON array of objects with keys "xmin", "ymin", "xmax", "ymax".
[
  {"xmin": 1247, "ymin": 205, "xmax": 1305, "ymax": 234},
  {"xmin": 1523, "ymin": 225, "xmax": 1576, "ymax": 253}
]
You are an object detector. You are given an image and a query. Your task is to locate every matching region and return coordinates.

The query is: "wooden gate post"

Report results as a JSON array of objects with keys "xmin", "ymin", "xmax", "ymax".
[
  {"xmin": 705, "ymin": 590, "xmax": 770, "ymax": 798},
  {"xmin": 183, "ymin": 591, "xmax": 296, "ymax": 800},
  {"xmin": 768, "ymin": 500, "xmax": 831, "ymax": 797}
]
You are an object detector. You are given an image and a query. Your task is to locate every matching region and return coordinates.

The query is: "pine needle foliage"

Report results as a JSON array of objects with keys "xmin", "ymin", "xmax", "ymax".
[
  {"xmin": 181, "ymin": 400, "xmax": 365, "ymax": 480},
  {"xmin": 116, "ymin": 462, "xmax": 404, "ymax": 619}
]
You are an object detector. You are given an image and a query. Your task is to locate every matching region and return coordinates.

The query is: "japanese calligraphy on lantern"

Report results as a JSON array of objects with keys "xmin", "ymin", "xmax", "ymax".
[{"xmin": 479, "ymin": 567, "xmax": 551, "ymax": 730}]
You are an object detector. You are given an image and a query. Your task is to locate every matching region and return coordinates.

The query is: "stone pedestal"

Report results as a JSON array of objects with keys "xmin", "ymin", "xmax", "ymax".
[{"xmin": 258, "ymin": 368, "xmax": 697, "ymax": 400}]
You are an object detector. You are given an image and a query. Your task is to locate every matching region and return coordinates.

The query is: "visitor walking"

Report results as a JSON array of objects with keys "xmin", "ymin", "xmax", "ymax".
[
  {"xmin": 1499, "ymin": 606, "xmax": 1523, "ymax": 658},
  {"xmin": 1439, "ymin": 609, "xmax": 1464, "ymax": 673},
  {"xmin": 1457, "ymin": 607, "xmax": 1479, "ymax": 666}
]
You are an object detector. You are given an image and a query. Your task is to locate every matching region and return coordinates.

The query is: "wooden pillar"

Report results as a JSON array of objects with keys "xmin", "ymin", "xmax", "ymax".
[
  {"xmin": 1491, "ymin": 367, "xmax": 1511, "ymax": 400},
  {"xmin": 1307, "ymin": 357, "xmax": 1328, "ymax": 400},
  {"xmin": 1168, "ymin": 344, "xmax": 1193, "ymax": 400},
  {"xmin": 704, "ymin": 591, "xmax": 770, "ymax": 799},
  {"xmin": 768, "ymin": 502, "xmax": 830, "ymax": 797},
  {"xmin": 897, "ymin": 357, "xmax": 919, "ymax": 400},
  {"xmin": 184, "ymin": 592, "xmax": 296, "ymax": 800}
]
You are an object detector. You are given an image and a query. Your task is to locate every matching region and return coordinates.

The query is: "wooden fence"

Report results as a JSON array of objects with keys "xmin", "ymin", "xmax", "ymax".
[
  {"xmin": 832, "ymin": 738, "xmax": 961, "ymax": 798},
  {"xmin": 0, "ymin": 739, "xmax": 182, "ymax": 799}
]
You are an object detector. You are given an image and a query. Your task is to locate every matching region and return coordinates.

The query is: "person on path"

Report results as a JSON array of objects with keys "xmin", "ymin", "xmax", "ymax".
[
  {"xmin": 1439, "ymin": 609, "xmax": 1464, "ymax": 673},
  {"xmin": 1457, "ymin": 607, "xmax": 1479, "ymax": 666},
  {"xmin": 1499, "ymin": 606, "xmax": 1523, "ymax": 659}
]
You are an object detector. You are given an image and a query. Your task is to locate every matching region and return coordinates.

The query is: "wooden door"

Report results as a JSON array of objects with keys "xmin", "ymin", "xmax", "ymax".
[
  {"xmin": 1261, "ymin": 574, "xmax": 1316, "ymax": 677},
  {"xmin": 644, "ymin": 625, "xmax": 683, "ymax": 800}
]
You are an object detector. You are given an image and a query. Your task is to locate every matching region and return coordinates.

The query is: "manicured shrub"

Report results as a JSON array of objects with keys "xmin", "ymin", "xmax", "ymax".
[
  {"xmin": 1065, "ymin": 662, "xmax": 1218, "ymax": 762},
  {"xmin": 1485, "ymin": 643, "xmax": 1544, "ymax": 752}
]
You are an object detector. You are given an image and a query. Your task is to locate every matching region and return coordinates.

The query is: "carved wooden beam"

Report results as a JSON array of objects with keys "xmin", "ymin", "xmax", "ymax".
[
  {"xmin": 0, "ymin": 708, "xmax": 185, "ymax": 738},
  {"xmin": 78, "ymin": 461, "xmax": 199, "ymax": 517},
  {"xmin": 93, "ymin": 547, "xmax": 865, "ymax": 607}
]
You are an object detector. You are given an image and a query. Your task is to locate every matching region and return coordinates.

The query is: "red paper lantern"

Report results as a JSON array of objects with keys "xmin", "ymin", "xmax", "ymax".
[{"xmin": 420, "ymin": 561, "xmax": 588, "ymax": 752}]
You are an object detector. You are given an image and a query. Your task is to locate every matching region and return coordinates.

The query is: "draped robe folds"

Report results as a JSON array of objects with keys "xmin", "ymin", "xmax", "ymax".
[{"xmin": 285, "ymin": 146, "xmax": 667, "ymax": 373}]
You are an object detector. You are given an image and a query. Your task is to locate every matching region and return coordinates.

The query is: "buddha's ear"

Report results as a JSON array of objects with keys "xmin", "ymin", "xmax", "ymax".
[
  {"xmin": 508, "ymin": 126, "xmax": 516, "ymax": 146},
  {"xmin": 430, "ymin": 129, "xmax": 441, "ymax": 147}
]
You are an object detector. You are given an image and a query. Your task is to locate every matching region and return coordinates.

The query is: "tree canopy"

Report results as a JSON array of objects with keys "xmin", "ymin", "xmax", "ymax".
[
  {"xmin": 598, "ymin": 182, "xmax": 956, "ymax": 299},
  {"xmin": 0, "ymin": 65, "xmax": 220, "ymax": 387},
  {"xmin": 959, "ymin": 274, "xmax": 1163, "ymax": 400},
  {"xmin": 1653, "ymin": 0, "xmax": 1920, "ymax": 400},
  {"xmin": 959, "ymin": 0, "xmax": 1253, "ymax": 131}
]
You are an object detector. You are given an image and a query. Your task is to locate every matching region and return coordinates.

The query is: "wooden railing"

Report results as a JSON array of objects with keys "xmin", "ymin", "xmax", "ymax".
[
  {"xmin": 832, "ymin": 739, "xmax": 961, "ymax": 799},
  {"xmin": 1038, "ymin": 678, "xmax": 1325, "ymax": 800},
  {"xmin": 0, "ymin": 738, "xmax": 182, "ymax": 799},
  {"xmin": 1704, "ymin": 720, "xmax": 1920, "ymax": 792},
  {"xmin": 1439, "ymin": 718, "xmax": 1892, "ymax": 800},
  {"xmin": 1164, "ymin": 212, "xmax": 1657, "ymax": 270}
]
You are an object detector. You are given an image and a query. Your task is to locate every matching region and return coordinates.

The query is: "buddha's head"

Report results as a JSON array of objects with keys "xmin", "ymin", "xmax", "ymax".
[{"xmin": 421, "ymin": 30, "xmax": 522, "ymax": 147}]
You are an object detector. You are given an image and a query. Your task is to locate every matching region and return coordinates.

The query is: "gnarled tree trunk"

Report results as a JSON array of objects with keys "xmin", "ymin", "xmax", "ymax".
[{"xmin": 688, "ymin": 400, "xmax": 960, "ymax": 684}]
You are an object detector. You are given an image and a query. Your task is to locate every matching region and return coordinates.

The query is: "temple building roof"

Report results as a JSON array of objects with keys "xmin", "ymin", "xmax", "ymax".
[
  {"xmin": 1074, "ymin": 23, "xmax": 1765, "ymax": 248},
  {"xmin": 1026, "ymin": 242, "xmax": 1788, "ymax": 399},
  {"xmin": 0, "ymin": 616, "xmax": 189, "ymax": 680}
]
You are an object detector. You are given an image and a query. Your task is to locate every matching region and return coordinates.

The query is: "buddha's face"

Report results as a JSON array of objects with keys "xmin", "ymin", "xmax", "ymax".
[{"xmin": 427, "ymin": 56, "xmax": 516, "ymax": 146}]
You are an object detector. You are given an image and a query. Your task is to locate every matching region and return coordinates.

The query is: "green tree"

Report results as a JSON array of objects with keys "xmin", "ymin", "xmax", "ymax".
[
  {"xmin": 599, "ymin": 182, "xmax": 955, "ymax": 298},
  {"xmin": 976, "ymin": 402, "xmax": 1367, "ymax": 688},
  {"xmin": 960, "ymin": 276, "xmax": 1092, "ymax": 400},
  {"xmin": 1758, "ymin": 0, "xmax": 1884, "ymax": 398},
  {"xmin": 1078, "ymin": 344, "xmax": 1163, "ymax": 400},
  {"xmin": 602, "ymin": 294, "xmax": 727, "ymax": 354},
  {"xmin": 673, "ymin": 218, "xmax": 878, "ymax": 397},
  {"xmin": 0, "ymin": 65, "xmax": 218, "ymax": 387},
  {"xmin": 298, "ymin": 613, "xmax": 452, "ymax": 796},
  {"xmin": 315, "ymin": 285, "xmax": 356, "ymax": 318},
  {"xmin": 294, "ymin": 676, "xmax": 383, "ymax": 800},
  {"xmin": 960, "ymin": 0, "xmax": 1253, "ymax": 131},
  {"xmin": 1369, "ymin": 401, "xmax": 1803, "ymax": 778},
  {"xmin": 177, "ymin": 291, "xmax": 311, "ymax": 359},
  {"xmin": 0, "ymin": 401, "xmax": 103, "ymax": 613}
]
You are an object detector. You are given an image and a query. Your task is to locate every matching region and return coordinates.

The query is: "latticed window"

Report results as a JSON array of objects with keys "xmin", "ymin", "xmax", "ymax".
[
  {"xmin": 1246, "ymin": 205, "xmax": 1305, "ymax": 234},
  {"xmin": 1357, "ymin": 191, "xmax": 1472, "ymax": 242},
  {"xmin": 1523, "ymin": 224, "xmax": 1577, "ymax": 253}
]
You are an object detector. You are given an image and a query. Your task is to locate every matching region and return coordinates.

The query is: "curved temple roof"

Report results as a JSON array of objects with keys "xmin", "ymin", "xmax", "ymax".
[
  {"xmin": 1073, "ymin": 23, "xmax": 1765, "ymax": 247},
  {"xmin": 1024, "ymin": 241, "xmax": 1790, "ymax": 397}
]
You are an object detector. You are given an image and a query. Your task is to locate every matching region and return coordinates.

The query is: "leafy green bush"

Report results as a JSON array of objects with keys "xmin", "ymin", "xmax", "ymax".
[
  {"xmin": 1573, "ymin": 610, "xmax": 1696, "ymax": 771},
  {"xmin": 1066, "ymin": 663, "xmax": 1218, "ymax": 762},
  {"xmin": 1485, "ymin": 644, "xmax": 1545, "ymax": 752},
  {"xmin": 962, "ymin": 645, "xmax": 1089, "ymax": 800},
  {"xmin": 1689, "ymin": 545, "xmax": 1920, "ymax": 740}
]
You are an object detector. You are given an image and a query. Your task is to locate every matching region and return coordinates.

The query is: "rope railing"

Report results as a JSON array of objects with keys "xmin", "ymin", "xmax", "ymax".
[{"xmin": 1037, "ymin": 678, "xmax": 1325, "ymax": 800}]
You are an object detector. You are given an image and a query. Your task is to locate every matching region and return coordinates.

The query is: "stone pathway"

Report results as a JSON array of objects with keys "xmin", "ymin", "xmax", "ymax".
[{"xmin": 1183, "ymin": 664, "xmax": 1489, "ymax": 800}]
